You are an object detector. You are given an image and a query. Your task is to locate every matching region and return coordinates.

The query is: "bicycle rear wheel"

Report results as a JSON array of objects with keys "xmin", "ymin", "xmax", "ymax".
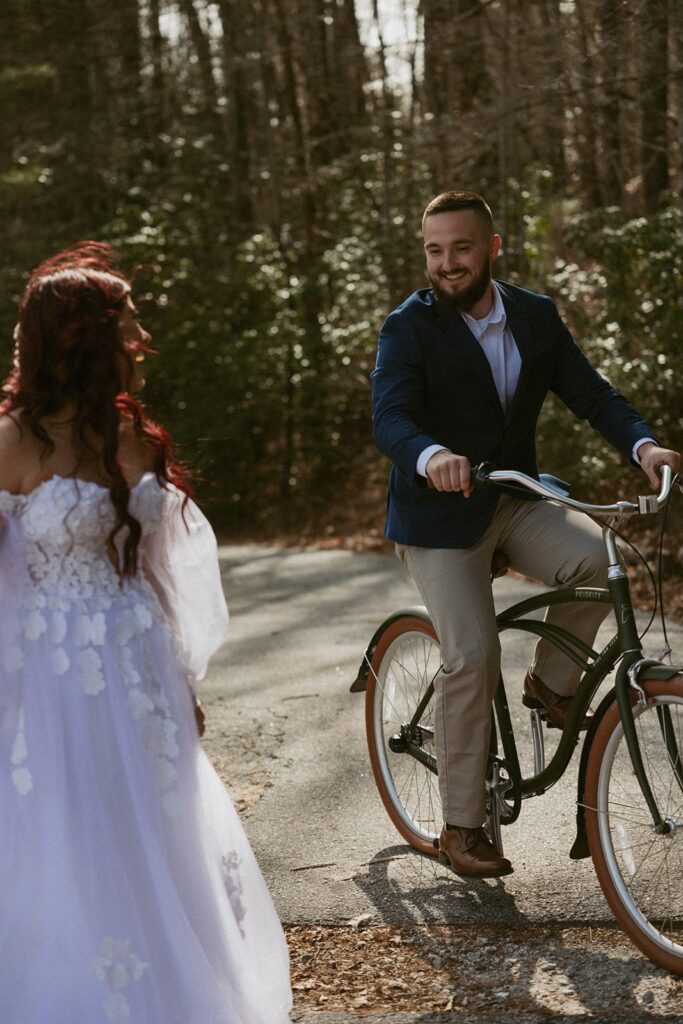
[
  {"xmin": 585, "ymin": 675, "xmax": 683, "ymax": 973},
  {"xmin": 365, "ymin": 615, "xmax": 441, "ymax": 855}
]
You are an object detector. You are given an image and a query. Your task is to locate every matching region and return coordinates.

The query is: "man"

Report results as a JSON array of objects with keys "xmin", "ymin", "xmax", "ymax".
[{"xmin": 371, "ymin": 191, "xmax": 680, "ymax": 878}]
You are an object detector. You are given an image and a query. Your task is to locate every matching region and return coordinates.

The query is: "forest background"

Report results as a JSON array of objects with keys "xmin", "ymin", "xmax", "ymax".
[{"xmin": 1, "ymin": 0, "xmax": 682, "ymax": 570}]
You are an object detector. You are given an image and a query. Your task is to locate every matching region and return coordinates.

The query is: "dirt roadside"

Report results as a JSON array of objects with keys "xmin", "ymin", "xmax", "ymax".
[{"xmin": 284, "ymin": 922, "xmax": 683, "ymax": 1020}]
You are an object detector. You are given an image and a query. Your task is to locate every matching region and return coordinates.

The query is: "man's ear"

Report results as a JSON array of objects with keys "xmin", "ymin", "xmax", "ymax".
[{"xmin": 489, "ymin": 234, "xmax": 502, "ymax": 262}]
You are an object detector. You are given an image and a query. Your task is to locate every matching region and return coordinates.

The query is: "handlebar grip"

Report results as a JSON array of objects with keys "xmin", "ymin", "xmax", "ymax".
[{"xmin": 657, "ymin": 464, "xmax": 673, "ymax": 503}]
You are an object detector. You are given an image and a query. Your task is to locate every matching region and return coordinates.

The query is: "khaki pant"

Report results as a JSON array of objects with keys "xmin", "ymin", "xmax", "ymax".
[{"xmin": 396, "ymin": 495, "xmax": 609, "ymax": 827}]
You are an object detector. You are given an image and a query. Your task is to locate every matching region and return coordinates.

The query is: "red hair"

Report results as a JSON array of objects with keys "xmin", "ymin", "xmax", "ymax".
[{"xmin": 1, "ymin": 242, "xmax": 191, "ymax": 576}]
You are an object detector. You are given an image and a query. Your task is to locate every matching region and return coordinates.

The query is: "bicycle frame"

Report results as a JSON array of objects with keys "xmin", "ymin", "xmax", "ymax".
[
  {"xmin": 480, "ymin": 569, "xmax": 681, "ymax": 835},
  {"xmin": 353, "ymin": 466, "xmax": 680, "ymax": 843},
  {"xmin": 356, "ymin": 584, "xmax": 681, "ymax": 839},
  {"xmin": 493, "ymin": 586, "xmax": 617, "ymax": 800}
]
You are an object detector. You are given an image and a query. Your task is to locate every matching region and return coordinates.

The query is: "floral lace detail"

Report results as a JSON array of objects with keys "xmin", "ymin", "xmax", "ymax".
[
  {"xmin": 16, "ymin": 475, "xmax": 164, "ymax": 602},
  {"xmin": 3, "ymin": 475, "xmax": 182, "ymax": 810},
  {"xmin": 221, "ymin": 852, "xmax": 246, "ymax": 937},
  {"xmin": 11, "ymin": 708, "xmax": 32, "ymax": 796},
  {"xmin": 93, "ymin": 937, "xmax": 148, "ymax": 1022}
]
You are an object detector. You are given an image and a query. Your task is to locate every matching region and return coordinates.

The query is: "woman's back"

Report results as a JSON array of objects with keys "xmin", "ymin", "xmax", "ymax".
[{"xmin": 0, "ymin": 409, "xmax": 155, "ymax": 496}]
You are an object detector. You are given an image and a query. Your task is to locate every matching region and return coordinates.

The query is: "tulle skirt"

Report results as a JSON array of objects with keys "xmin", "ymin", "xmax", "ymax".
[{"xmin": 0, "ymin": 589, "xmax": 292, "ymax": 1024}]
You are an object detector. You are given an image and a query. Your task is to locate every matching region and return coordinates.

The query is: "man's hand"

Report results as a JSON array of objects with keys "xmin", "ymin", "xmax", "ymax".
[
  {"xmin": 638, "ymin": 443, "xmax": 681, "ymax": 490},
  {"xmin": 426, "ymin": 451, "xmax": 473, "ymax": 496}
]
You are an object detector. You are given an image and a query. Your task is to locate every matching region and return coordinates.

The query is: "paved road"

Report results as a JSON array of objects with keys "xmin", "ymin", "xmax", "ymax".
[{"xmin": 200, "ymin": 545, "xmax": 683, "ymax": 929}]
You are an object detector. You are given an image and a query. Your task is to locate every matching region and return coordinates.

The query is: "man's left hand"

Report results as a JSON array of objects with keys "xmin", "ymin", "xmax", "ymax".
[{"xmin": 638, "ymin": 443, "xmax": 681, "ymax": 490}]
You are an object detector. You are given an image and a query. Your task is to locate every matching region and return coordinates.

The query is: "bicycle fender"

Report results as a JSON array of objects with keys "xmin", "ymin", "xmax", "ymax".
[
  {"xmin": 349, "ymin": 605, "xmax": 433, "ymax": 693},
  {"xmin": 571, "ymin": 686, "xmax": 619, "ymax": 860}
]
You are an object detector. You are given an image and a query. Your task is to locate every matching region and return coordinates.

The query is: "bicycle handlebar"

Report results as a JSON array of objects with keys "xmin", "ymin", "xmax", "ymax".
[{"xmin": 473, "ymin": 463, "xmax": 674, "ymax": 517}]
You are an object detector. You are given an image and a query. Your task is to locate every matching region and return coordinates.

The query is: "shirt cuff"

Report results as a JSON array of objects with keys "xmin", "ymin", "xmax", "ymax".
[
  {"xmin": 632, "ymin": 438, "xmax": 657, "ymax": 464},
  {"xmin": 417, "ymin": 445, "xmax": 450, "ymax": 478}
]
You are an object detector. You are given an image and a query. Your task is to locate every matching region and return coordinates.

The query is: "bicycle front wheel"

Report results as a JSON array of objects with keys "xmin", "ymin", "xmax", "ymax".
[
  {"xmin": 365, "ymin": 615, "xmax": 442, "ymax": 855},
  {"xmin": 585, "ymin": 675, "xmax": 683, "ymax": 973}
]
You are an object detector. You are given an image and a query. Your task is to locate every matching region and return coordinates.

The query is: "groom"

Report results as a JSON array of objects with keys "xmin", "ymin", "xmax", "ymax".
[{"xmin": 371, "ymin": 190, "xmax": 680, "ymax": 878}]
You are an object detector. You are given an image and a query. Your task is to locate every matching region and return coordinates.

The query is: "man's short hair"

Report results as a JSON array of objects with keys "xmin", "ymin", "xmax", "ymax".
[{"xmin": 422, "ymin": 191, "xmax": 494, "ymax": 234}]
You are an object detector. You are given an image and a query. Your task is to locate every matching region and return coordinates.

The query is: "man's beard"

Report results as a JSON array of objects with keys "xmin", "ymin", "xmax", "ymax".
[{"xmin": 430, "ymin": 260, "xmax": 492, "ymax": 314}]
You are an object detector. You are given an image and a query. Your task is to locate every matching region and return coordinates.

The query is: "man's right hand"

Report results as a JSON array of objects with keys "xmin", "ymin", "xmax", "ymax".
[{"xmin": 425, "ymin": 451, "xmax": 473, "ymax": 496}]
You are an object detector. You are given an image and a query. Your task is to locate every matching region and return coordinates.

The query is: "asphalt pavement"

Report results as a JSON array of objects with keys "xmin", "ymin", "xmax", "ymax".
[{"xmin": 200, "ymin": 544, "xmax": 683, "ymax": 928}]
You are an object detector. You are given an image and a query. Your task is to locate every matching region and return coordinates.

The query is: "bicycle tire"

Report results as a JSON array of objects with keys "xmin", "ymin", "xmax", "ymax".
[
  {"xmin": 365, "ymin": 615, "xmax": 442, "ymax": 855},
  {"xmin": 585, "ymin": 675, "xmax": 683, "ymax": 974}
]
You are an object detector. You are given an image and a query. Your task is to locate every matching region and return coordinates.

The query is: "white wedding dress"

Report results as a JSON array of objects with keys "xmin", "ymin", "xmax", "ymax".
[{"xmin": 0, "ymin": 473, "xmax": 292, "ymax": 1024}]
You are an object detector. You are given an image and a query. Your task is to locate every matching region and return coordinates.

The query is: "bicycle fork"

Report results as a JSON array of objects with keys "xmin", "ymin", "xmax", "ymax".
[{"xmin": 606, "ymin": 528, "xmax": 678, "ymax": 836}]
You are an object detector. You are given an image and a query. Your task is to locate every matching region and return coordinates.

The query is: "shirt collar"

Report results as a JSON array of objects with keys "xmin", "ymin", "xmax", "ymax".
[{"xmin": 461, "ymin": 281, "xmax": 507, "ymax": 336}]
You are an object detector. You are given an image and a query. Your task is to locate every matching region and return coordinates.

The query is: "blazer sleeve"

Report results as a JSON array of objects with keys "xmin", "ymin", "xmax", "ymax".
[
  {"xmin": 546, "ymin": 300, "xmax": 656, "ymax": 464},
  {"xmin": 371, "ymin": 311, "xmax": 442, "ymax": 484}
]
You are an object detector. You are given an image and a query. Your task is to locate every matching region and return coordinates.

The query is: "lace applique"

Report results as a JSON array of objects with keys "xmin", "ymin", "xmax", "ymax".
[
  {"xmin": 16, "ymin": 475, "xmax": 164, "ymax": 603},
  {"xmin": 78, "ymin": 648, "xmax": 106, "ymax": 696},
  {"xmin": 75, "ymin": 612, "xmax": 106, "ymax": 647},
  {"xmin": 114, "ymin": 606, "xmax": 182, "ymax": 815},
  {"xmin": 4, "ymin": 475, "xmax": 183, "ymax": 808},
  {"xmin": 221, "ymin": 852, "xmax": 246, "ymax": 936},
  {"xmin": 11, "ymin": 708, "xmax": 32, "ymax": 796},
  {"xmin": 92, "ymin": 937, "xmax": 148, "ymax": 1022}
]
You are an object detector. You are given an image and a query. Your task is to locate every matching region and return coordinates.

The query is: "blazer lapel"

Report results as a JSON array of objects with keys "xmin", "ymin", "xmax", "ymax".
[
  {"xmin": 498, "ymin": 282, "xmax": 534, "ymax": 424},
  {"xmin": 431, "ymin": 302, "xmax": 504, "ymax": 416}
]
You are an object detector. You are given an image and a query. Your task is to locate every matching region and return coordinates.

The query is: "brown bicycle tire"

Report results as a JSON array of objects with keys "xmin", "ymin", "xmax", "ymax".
[
  {"xmin": 585, "ymin": 676, "xmax": 683, "ymax": 974},
  {"xmin": 365, "ymin": 614, "xmax": 441, "ymax": 856}
]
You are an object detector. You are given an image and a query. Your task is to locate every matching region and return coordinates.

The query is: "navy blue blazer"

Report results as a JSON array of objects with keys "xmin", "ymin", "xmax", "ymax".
[{"xmin": 371, "ymin": 281, "xmax": 655, "ymax": 548}]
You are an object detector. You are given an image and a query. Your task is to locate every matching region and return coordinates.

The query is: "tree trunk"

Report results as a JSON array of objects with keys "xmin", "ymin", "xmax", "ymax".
[
  {"xmin": 597, "ymin": 0, "xmax": 622, "ymax": 206},
  {"xmin": 421, "ymin": 0, "xmax": 493, "ymax": 185},
  {"xmin": 673, "ymin": 0, "xmax": 683, "ymax": 208},
  {"xmin": 216, "ymin": 0, "xmax": 254, "ymax": 223},
  {"xmin": 147, "ymin": 0, "xmax": 166, "ymax": 126},
  {"xmin": 177, "ymin": 0, "xmax": 224, "ymax": 140},
  {"xmin": 574, "ymin": 2, "xmax": 603, "ymax": 208},
  {"xmin": 640, "ymin": 0, "xmax": 670, "ymax": 211}
]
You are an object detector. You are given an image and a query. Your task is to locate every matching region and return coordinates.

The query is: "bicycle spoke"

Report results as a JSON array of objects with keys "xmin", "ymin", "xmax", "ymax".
[{"xmin": 371, "ymin": 625, "xmax": 442, "ymax": 846}]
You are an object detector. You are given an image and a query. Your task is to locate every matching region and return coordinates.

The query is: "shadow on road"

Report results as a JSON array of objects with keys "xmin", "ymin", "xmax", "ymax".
[
  {"xmin": 348, "ymin": 846, "xmax": 682, "ymax": 1018},
  {"xmin": 355, "ymin": 843, "xmax": 526, "ymax": 925}
]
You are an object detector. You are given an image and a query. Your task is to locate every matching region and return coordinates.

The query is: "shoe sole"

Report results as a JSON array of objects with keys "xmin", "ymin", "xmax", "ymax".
[
  {"xmin": 437, "ymin": 851, "xmax": 514, "ymax": 878},
  {"xmin": 522, "ymin": 691, "xmax": 564, "ymax": 729},
  {"xmin": 522, "ymin": 692, "xmax": 592, "ymax": 731}
]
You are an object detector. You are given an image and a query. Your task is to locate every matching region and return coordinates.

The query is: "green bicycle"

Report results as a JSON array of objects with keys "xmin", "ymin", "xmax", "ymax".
[{"xmin": 351, "ymin": 464, "xmax": 683, "ymax": 973}]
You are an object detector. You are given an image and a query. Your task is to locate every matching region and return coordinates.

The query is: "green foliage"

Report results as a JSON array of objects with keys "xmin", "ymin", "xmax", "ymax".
[
  {"xmin": 536, "ymin": 204, "xmax": 683, "ymax": 496},
  {"xmin": 90, "ymin": 155, "xmax": 398, "ymax": 531}
]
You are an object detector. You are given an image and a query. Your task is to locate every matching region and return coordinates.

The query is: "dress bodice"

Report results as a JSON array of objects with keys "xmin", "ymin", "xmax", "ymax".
[{"xmin": 0, "ymin": 473, "xmax": 164, "ymax": 600}]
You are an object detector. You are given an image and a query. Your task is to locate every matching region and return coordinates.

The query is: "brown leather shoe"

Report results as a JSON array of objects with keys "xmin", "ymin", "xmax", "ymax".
[
  {"xmin": 523, "ymin": 670, "xmax": 593, "ymax": 730},
  {"xmin": 438, "ymin": 825, "xmax": 513, "ymax": 878}
]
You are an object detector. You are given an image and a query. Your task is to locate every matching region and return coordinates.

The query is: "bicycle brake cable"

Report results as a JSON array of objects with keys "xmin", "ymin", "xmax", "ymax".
[{"xmin": 584, "ymin": 509, "xmax": 658, "ymax": 643}]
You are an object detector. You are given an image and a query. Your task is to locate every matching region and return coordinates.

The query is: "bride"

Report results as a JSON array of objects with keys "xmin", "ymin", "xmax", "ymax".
[{"xmin": 0, "ymin": 244, "xmax": 292, "ymax": 1023}]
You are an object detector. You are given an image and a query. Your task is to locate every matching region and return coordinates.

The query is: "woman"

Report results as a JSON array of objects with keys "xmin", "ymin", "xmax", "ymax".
[{"xmin": 0, "ymin": 244, "xmax": 292, "ymax": 1023}]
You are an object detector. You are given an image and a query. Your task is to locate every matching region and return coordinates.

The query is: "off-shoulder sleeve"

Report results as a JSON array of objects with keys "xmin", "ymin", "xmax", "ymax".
[
  {"xmin": 141, "ymin": 486, "xmax": 229, "ymax": 681},
  {"xmin": 0, "ymin": 511, "xmax": 31, "ymax": 725}
]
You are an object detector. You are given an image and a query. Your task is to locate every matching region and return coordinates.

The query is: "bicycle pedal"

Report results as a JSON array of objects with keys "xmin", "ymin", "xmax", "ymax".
[{"xmin": 524, "ymin": 697, "xmax": 561, "ymax": 729}]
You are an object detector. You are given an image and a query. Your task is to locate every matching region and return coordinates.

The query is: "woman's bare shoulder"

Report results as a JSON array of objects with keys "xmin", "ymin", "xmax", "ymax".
[{"xmin": 0, "ymin": 412, "xmax": 30, "ymax": 492}]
